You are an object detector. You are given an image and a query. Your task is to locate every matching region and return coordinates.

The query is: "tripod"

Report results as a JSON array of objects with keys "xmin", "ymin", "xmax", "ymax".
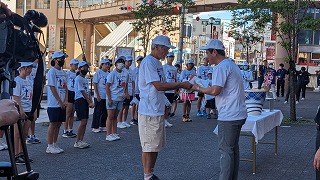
[{"xmin": 0, "ymin": 61, "xmax": 39, "ymax": 180}]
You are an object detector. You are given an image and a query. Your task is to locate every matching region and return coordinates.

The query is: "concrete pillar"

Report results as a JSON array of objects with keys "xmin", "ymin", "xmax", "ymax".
[
  {"xmin": 274, "ymin": 14, "xmax": 288, "ymax": 70},
  {"xmin": 66, "ymin": 27, "xmax": 75, "ymax": 65},
  {"xmin": 85, "ymin": 24, "xmax": 94, "ymax": 66}
]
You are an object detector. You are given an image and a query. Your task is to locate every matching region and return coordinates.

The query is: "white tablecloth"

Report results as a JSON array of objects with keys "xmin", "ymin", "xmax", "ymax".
[{"xmin": 214, "ymin": 110, "xmax": 283, "ymax": 143}]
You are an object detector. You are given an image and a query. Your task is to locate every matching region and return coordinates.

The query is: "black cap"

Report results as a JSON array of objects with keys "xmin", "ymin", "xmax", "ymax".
[{"xmin": 279, "ymin": 63, "xmax": 284, "ymax": 67}]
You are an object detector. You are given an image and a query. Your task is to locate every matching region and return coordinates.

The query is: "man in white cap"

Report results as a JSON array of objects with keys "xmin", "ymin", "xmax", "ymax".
[
  {"xmin": 63, "ymin": 58, "xmax": 79, "ymax": 138},
  {"xmin": 192, "ymin": 39, "xmax": 247, "ymax": 180},
  {"xmin": 138, "ymin": 35, "xmax": 192, "ymax": 180}
]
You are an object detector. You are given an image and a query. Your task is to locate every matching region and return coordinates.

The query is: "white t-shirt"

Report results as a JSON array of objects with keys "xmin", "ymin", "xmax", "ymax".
[
  {"xmin": 163, "ymin": 64, "xmax": 177, "ymax": 93},
  {"xmin": 66, "ymin": 70, "xmax": 77, "ymax": 92},
  {"xmin": 197, "ymin": 65, "xmax": 213, "ymax": 80},
  {"xmin": 92, "ymin": 69, "xmax": 109, "ymax": 99},
  {"xmin": 47, "ymin": 67, "xmax": 67, "ymax": 108},
  {"xmin": 13, "ymin": 76, "xmax": 33, "ymax": 112},
  {"xmin": 180, "ymin": 69, "xmax": 196, "ymax": 81},
  {"xmin": 176, "ymin": 72, "xmax": 181, "ymax": 82},
  {"xmin": 202, "ymin": 79, "xmax": 214, "ymax": 100},
  {"xmin": 106, "ymin": 69, "xmax": 128, "ymax": 101},
  {"xmin": 211, "ymin": 58, "xmax": 247, "ymax": 121},
  {"xmin": 75, "ymin": 75, "xmax": 90, "ymax": 100},
  {"xmin": 241, "ymin": 70, "xmax": 254, "ymax": 90},
  {"xmin": 138, "ymin": 55, "xmax": 166, "ymax": 116},
  {"xmin": 133, "ymin": 67, "xmax": 140, "ymax": 94},
  {"xmin": 124, "ymin": 67, "xmax": 135, "ymax": 96}
]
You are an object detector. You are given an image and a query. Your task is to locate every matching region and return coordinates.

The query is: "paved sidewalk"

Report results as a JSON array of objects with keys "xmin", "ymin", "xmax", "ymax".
[{"xmin": 0, "ymin": 90, "xmax": 318, "ymax": 180}]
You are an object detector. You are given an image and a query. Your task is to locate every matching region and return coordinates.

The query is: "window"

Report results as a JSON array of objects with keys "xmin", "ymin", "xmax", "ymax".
[
  {"xmin": 60, "ymin": 27, "xmax": 66, "ymax": 51},
  {"xmin": 202, "ymin": 26, "xmax": 206, "ymax": 33},
  {"xmin": 35, "ymin": 0, "xmax": 50, "ymax": 9},
  {"xmin": 16, "ymin": 0, "xmax": 31, "ymax": 9},
  {"xmin": 314, "ymin": 30, "xmax": 320, "ymax": 45},
  {"xmin": 298, "ymin": 30, "xmax": 313, "ymax": 44}
]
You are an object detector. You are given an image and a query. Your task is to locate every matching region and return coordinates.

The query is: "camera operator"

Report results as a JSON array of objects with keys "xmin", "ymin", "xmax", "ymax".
[{"xmin": 0, "ymin": 1, "xmax": 12, "ymax": 21}]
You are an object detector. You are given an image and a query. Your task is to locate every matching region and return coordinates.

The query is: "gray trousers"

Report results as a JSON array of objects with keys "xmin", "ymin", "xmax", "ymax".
[{"xmin": 218, "ymin": 119, "xmax": 246, "ymax": 180}]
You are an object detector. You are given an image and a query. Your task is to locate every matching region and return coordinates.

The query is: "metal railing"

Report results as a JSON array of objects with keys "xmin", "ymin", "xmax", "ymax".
[
  {"xmin": 79, "ymin": 0, "xmax": 117, "ymax": 8},
  {"xmin": 58, "ymin": 1, "xmax": 79, "ymax": 8}
]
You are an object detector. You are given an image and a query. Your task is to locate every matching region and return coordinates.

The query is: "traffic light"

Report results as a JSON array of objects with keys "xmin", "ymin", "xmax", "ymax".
[
  {"xmin": 212, "ymin": 26, "xmax": 216, "ymax": 31},
  {"xmin": 120, "ymin": 6, "xmax": 132, "ymax": 11},
  {"xmin": 174, "ymin": 6, "xmax": 180, "ymax": 12},
  {"xmin": 196, "ymin": 16, "xmax": 200, "ymax": 21}
]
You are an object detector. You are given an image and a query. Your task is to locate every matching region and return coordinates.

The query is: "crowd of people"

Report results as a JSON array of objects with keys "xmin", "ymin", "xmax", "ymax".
[{"xmin": 240, "ymin": 59, "xmax": 311, "ymax": 104}]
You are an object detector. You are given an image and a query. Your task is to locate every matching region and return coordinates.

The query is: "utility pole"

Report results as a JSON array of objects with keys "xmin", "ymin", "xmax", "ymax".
[{"xmin": 177, "ymin": 6, "xmax": 186, "ymax": 64}]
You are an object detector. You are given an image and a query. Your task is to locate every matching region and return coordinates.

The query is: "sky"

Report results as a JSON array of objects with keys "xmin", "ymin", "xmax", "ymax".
[{"xmin": 193, "ymin": 10, "xmax": 233, "ymax": 20}]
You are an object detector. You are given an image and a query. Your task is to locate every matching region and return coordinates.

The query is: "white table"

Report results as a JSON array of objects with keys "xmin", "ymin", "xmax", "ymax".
[{"xmin": 214, "ymin": 109, "xmax": 283, "ymax": 174}]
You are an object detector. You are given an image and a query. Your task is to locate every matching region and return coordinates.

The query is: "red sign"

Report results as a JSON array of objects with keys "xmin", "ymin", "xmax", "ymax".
[{"xmin": 266, "ymin": 47, "xmax": 275, "ymax": 60}]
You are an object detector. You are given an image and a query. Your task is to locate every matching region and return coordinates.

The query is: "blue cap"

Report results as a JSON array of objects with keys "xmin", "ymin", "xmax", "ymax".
[
  {"xmin": 125, "ymin": 56, "xmax": 133, "ymax": 61},
  {"xmin": 115, "ymin": 56, "xmax": 126, "ymax": 64},
  {"xmin": 100, "ymin": 58, "xmax": 111, "ymax": 64},
  {"xmin": 167, "ymin": 52, "xmax": 174, "ymax": 57},
  {"xmin": 70, "ymin": 59, "xmax": 79, "ymax": 65},
  {"xmin": 186, "ymin": 59, "xmax": 195, "ymax": 64},
  {"xmin": 18, "ymin": 62, "xmax": 34, "ymax": 71},
  {"xmin": 136, "ymin": 56, "xmax": 144, "ymax": 61},
  {"xmin": 78, "ymin": 61, "xmax": 89, "ymax": 68},
  {"xmin": 52, "ymin": 50, "xmax": 68, "ymax": 59}
]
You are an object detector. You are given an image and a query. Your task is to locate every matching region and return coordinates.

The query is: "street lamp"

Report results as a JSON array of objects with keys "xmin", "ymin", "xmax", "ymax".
[{"xmin": 208, "ymin": 17, "xmax": 215, "ymax": 39}]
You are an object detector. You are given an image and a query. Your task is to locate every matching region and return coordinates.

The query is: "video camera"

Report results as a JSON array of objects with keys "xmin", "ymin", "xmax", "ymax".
[{"xmin": 0, "ymin": 8, "xmax": 47, "ymax": 180}]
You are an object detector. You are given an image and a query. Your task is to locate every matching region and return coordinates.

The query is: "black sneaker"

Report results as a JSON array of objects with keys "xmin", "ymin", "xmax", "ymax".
[
  {"xmin": 15, "ymin": 155, "xmax": 25, "ymax": 165},
  {"xmin": 149, "ymin": 174, "xmax": 159, "ymax": 180},
  {"xmin": 62, "ymin": 131, "xmax": 69, "ymax": 138},
  {"xmin": 130, "ymin": 119, "xmax": 138, "ymax": 125},
  {"xmin": 21, "ymin": 154, "xmax": 33, "ymax": 163},
  {"xmin": 169, "ymin": 113, "xmax": 175, "ymax": 117},
  {"xmin": 206, "ymin": 114, "xmax": 211, "ymax": 119},
  {"xmin": 67, "ymin": 131, "xmax": 77, "ymax": 138}
]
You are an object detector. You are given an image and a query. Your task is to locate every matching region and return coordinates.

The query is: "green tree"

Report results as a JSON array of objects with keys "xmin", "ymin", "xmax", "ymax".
[
  {"xmin": 230, "ymin": 0, "xmax": 320, "ymax": 121},
  {"xmin": 132, "ymin": 0, "xmax": 194, "ymax": 56}
]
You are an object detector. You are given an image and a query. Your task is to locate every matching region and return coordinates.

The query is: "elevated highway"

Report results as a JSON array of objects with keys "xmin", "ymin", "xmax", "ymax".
[{"xmin": 58, "ymin": 0, "xmax": 238, "ymax": 23}]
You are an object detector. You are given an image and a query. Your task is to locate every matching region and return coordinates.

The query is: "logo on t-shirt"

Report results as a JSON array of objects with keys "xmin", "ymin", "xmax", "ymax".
[
  {"xmin": 116, "ymin": 75, "xmax": 126, "ymax": 88},
  {"xmin": 157, "ymin": 68, "xmax": 165, "ymax": 82},
  {"xmin": 22, "ymin": 85, "xmax": 32, "ymax": 100}
]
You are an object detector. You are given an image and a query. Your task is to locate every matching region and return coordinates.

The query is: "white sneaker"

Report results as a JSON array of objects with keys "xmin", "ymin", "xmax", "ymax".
[
  {"xmin": 99, "ymin": 127, "xmax": 107, "ymax": 132},
  {"xmin": 301, "ymin": 98, "xmax": 305, "ymax": 100},
  {"xmin": 106, "ymin": 134, "xmax": 117, "ymax": 141},
  {"xmin": 296, "ymin": 101, "xmax": 299, "ymax": 104},
  {"xmin": 123, "ymin": 122, "xmax": 131, "ymax": 128},
  {"xmin": 46, "ymin": 146, "xmax": 62, "ymax": 154},
  {"xmin": 284, "ymin": 101, "xmax": 288, "ymax": 104},
  {"xmin": 53, "ymin": 144, "xmax": 64, "ymax": 153},
  {"xmin": 74, "ymin": 141, "xmax": 90, "ymax": 149},
  {"xmin": 112, "ymin": 134, "xmax": 120, "ymax": 140},
  {"xmin": 165, "ymin": 120, "xmax": 173, "ymax": 128},
  {"xmin": 92, "ymin": 128, "xmax": 101, "ymax": 133},
  {"xmin": 117, "ymin": 122, "xmax": 126, "ymax": 129}
]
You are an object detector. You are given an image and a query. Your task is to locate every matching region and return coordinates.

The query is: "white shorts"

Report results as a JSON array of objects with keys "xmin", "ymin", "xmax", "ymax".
[{"xmin": 138, "ymin": 114, "xmax": 166, "ymax": 152}]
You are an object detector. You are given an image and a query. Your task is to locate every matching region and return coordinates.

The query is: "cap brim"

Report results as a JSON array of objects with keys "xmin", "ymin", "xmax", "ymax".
[
  {"xmin": 200, "ymin": 45, "xmax": 210, "ymax": 50},
  {"xmin": 165, "ymin": 45, "xmax": 176, "ymax": 49}
]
